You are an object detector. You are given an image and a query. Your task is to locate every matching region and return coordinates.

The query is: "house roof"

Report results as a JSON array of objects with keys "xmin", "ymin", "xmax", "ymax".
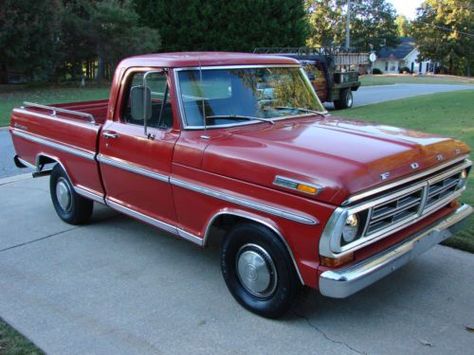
[{"xmin": 377, "ymin": 38, "xmax": 416, "ymax": 60}]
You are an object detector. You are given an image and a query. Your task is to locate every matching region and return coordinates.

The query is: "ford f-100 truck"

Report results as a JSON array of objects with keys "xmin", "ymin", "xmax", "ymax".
[{"xmin": 10, "ymin": 52, "xmax": 472, "ymax": 318}]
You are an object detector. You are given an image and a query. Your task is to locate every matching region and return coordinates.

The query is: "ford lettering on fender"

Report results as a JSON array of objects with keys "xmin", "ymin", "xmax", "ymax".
[{"xmin": 10, "ymin": 53, "xmax": 472, "ymax": 318}]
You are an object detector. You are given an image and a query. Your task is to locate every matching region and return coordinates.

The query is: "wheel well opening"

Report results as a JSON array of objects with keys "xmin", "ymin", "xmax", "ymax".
[
  {"xmin": 206, "ymin": 214, "xmax": 243, "ymax": 248},
  {"xmin": 205, "ymin": 214, "xmax": 262, "ymax": 248},
  {"xmin": 37, "ymin": 155, "xmax": 57, "ymax": 170}
]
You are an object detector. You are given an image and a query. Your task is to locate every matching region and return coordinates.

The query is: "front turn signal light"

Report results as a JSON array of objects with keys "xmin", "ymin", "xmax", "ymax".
[
  {"xmin": 320, "ymin": 253, "xmax": 354, "ymax": 267},
  {"xmin": 296, "ymin": 184, "xmax": 318, "ymax": 195}
]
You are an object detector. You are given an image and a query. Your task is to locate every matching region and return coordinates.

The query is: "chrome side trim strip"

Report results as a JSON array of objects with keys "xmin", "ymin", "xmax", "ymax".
[
  {"xmin": 170, "ymin": 177, "xmax": 318, "ymax": 225},
  {"xmin": 176, "ymin": 229, "xmax": 205, "ymax": 246},
  {"xmin": 12, "ymin": 129, "xmax": 95, "ymax": 161},
  {"xmin": 97, "ymin": 154, "xmax": 169, "ymax": 183},
  {"xmin": 75, "ymin": 186, "xmax": 105, "ymax": 204},
  {"xmin": 203, "ymin": 210, "xmax": 305, "ymax": 284},
  {"xmin": 98, "ymin": 153, "xmax": 316, "ymax": 225},
  {"xmin": 106, "ymin": 198, "xmax": 203, "ymax": 246},
  {"xmin": 342, "ymin": 156, "xmax": 470, "ymax": 205},
  {"xmin": 319, "ymin": 204, "xmax": 473, "ymax": 298},
  {"xmin": 106, "ymin": 199, "xmax": 178, "ymax": 235}
]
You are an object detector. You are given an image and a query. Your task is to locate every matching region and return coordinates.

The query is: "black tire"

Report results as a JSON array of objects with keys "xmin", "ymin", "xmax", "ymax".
[
  {"xmin": 50, "ymin": 164, "xmax": 93, "ymax": 225},
  {"xmin": 221, "ymin": 222, "xmax": 299, "ymax": 318},
  {"xmin": 334, "ymin": 89, "xmax": 353, "ymax": 110}
]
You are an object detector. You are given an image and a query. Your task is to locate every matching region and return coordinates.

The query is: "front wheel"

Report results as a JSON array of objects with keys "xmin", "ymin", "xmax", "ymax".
[
  {"xmin": 221, "ymin": 223, "xmax": 299, "ymax": 318},
  {"xmin": 50, "ymin": 164, "xmax": 93, "ymax": 224},
  {"xmin": 334, "ymin": 89, "xmax": 353, "ymax": 110}
]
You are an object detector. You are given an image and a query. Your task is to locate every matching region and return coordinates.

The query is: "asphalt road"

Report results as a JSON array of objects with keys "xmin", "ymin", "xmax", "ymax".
[
  {"xmin": 351, "ymin": 83, "xmax": 474, "ymax": 107},
  {"xmin": 1, "ymin": 176, "xmax": 474, "ymax": 354}
]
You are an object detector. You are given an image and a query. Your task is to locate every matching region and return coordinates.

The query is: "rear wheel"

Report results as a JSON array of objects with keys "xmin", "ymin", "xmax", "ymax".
[
  {"xmin": 50, "ymin": 164, "xmax": 93, "ymax": 224},
  {"xmin": 221, "ymin": 223, "xmax": 299, "ymax": 318},
  {"xmin": 334, "ymin": 89, "xmax": 353, "ymax": 110}
]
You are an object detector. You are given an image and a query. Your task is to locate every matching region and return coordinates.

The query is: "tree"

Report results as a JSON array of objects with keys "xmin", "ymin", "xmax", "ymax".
[
  {"xmin": 412, "ymin": 0, "xmax": 474, "ymax": 76},
  {"xmin": 305, "ymin": 0, "xmax": 399, "ymax": 52},
  {"xmin": 56, "ymin": 0, "xmax": 97, "ymax": 81},
  {"xmin": 134, "ymin": 0, "xmax": 308, "ymax": 52},
  {"xmin": 0, "ymin": 0, "xmax": 62, "ymax": 83},
  {"xmin": 88, "ymin": 0, "xmax": 161, "ymax": 80},
  {"xmin": 395, "ymin": 15, "xmax": 412, "ymax": 37},
  {"xmin": 306, "ymin": 0, "xmax": 345, "ymax": 48}
]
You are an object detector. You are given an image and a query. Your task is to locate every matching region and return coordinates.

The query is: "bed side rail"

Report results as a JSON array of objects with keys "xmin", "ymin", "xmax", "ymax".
[{"xmin": 22, "ymin": 101, "xmax": 96, "ymax": 124}]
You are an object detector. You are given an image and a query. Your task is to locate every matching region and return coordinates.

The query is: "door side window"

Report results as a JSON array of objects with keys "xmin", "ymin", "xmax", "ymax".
[{"xmin": 122, "ymin": 71, "xmax": 173, "ymax": 128}]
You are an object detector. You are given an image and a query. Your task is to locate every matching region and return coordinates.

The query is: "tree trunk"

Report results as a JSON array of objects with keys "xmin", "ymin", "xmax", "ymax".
[
  {"xmin": 95, "ymin": 53, "xmax": 105, "ymax": 81},
  {"xmin": 449, "ymin": 53, "xmax": 454, "ymax": 75},
  {"xmin": 0, "ymin": 63, "xmax": 8, "ymax": 84}
]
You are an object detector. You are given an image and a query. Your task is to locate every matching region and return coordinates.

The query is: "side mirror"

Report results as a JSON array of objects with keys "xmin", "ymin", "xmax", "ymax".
[{"xmin": 130, "ymin": 86, "xmax": 152, "ymax": 122}]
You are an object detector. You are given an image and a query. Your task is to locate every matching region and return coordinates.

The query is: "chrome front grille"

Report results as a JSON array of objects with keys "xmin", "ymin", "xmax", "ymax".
[
  {"xmin": 321, "ymin": 157, "xmax": 471, "ymax": 258},
  {"xmin": 362, "ymin": 168, "xmax": 466, "ymax": 239},
  {"xmin": 425, "ymin": 172, "xmax": 461, "ymax": 209},
  {"xmin": 366, "ymin": 188, "xmax": 424, "ymax": 235}
]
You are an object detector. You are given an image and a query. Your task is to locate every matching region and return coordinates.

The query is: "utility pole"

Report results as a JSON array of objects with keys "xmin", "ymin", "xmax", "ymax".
[{"xmin": 345, "ymin": 0, "xmax": 351, "ymax": 50}]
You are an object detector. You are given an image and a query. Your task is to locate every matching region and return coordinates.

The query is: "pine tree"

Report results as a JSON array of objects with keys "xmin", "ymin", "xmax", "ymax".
[
  {"xmin": 0, "ymin": 0, "xmax": 62, "ymax": 82},
  {"xmin": 134, "ymin": 0, "xmax": 308, "ymax": 52}
]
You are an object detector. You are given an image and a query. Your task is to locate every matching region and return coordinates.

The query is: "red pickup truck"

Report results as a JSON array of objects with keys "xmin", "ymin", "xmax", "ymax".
[{"xmin": 10, "ymin": 52, "xmax": 472, "ymax": 318}]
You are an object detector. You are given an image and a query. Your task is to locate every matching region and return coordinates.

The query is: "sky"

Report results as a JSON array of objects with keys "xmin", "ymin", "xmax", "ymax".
[{"xmin": 387, "ymin": 0, "xmax": 424, "ymax": 19}]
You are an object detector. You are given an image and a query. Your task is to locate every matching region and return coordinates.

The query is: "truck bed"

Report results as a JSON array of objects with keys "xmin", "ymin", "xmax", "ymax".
[{"xmin": 10, "ymin": 99, "xmax": 108, "ymax": 199}]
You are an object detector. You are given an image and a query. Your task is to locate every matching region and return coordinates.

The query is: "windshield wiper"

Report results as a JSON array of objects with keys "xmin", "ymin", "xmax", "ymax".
[
  {"xmin": 274, "ymin": 106, "xmax": 328, "ymax": 117},
  {"xmin": 206, "ymin": 114, "xmax": 275, "ymax": 125}
]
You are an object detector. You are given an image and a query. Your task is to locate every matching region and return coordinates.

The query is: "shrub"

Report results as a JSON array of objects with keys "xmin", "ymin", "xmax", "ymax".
[
  {"xmin": 372, "ymin": 68, "xmax": 383, "ymax": 75},
  {"xmin": 399, "ymin": 66, "xmax": 411, "ymax": 74}
]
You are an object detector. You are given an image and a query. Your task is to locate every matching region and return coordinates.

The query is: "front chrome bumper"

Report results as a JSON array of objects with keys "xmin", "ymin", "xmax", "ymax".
[{"xmin": 319, "ymin": 204, "xmax": 473, "ymax": 298}]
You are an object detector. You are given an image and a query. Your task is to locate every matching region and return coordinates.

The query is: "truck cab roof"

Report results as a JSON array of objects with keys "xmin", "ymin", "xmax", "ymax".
[{"xmin": 118, "ymin": 52, "xmax": 300, "ymax": 68}]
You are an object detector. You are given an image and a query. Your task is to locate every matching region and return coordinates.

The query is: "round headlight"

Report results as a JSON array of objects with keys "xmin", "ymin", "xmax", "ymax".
[
  {"xmin": 342, "ymin": 214, "xmax": 359, "ymax": 243},
  {"xmin": 457, "ymin": 169, "xmax": 468, "ymax": 189}
]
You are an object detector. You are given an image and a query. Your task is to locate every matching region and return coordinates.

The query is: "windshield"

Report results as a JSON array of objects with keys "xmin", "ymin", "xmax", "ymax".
[{"xmin": 176, "ymin": 66, "xmax": 326, "ymax": 128}]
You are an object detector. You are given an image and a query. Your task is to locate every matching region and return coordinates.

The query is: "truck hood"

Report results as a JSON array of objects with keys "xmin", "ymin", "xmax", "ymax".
[{"xmin": 202, "ymin": 116, "xmax": 470, "ymax": 205}]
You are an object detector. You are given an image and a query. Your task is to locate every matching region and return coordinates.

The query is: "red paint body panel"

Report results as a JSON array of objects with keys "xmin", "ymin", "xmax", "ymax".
[
  {"xmin": 9, "ymin": 52, "xmax": 471, "ymax": 289},
  {"xmin": 201, "ymin": 116, "xmax": 469, "ymax": 205}
]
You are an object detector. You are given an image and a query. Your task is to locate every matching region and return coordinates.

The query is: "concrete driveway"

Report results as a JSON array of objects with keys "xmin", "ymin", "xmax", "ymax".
[{"xmin": 1, "ymin": 176, "xmax": 473, "ymax": 354}]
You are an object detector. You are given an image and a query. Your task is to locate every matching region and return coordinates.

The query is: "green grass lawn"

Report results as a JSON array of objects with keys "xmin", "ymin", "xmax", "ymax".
[
  {"xmin": 0, "ymin": 318, "xmax": 43, "ymax": 354},
  {"xmin": 337, "ymin": 90, "xmax": 474, "ymax": 252},
  {"xmin": 360, "ymin": 74, "xmax": 474, "ymax": 87},
  {"xmin": 0, "ymin": 86, "xmax": 109, "ymax": 127}
]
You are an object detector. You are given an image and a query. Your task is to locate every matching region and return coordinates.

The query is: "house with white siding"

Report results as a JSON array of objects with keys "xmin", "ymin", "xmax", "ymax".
[{"xmin": 373, "ymin": 38, "xmax": 435, "ymax": 74}]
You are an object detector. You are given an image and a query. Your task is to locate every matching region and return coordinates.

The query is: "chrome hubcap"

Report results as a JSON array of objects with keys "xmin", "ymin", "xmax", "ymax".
[
  {"xmin": 236, "ymin": 243, "xmax": 277, "ymax": 297},
  {"xmin": 56, "ymin": 178, "xmax": 72, "ymax": 211},
  {"xmin": 347, "ymin": 93, "xmax": 353, "ymax": 107}
]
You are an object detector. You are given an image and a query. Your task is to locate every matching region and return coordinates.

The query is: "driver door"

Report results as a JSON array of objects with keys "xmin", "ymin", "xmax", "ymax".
[{"xmin": 98, "ymin": 69, "xmax": 179, "ymax": 226}]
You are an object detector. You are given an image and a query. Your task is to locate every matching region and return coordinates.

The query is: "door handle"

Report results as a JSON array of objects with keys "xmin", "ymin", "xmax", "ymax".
[{"xmin": 103, "ymin": 131, "xmax": 119, "ymax": 139}]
